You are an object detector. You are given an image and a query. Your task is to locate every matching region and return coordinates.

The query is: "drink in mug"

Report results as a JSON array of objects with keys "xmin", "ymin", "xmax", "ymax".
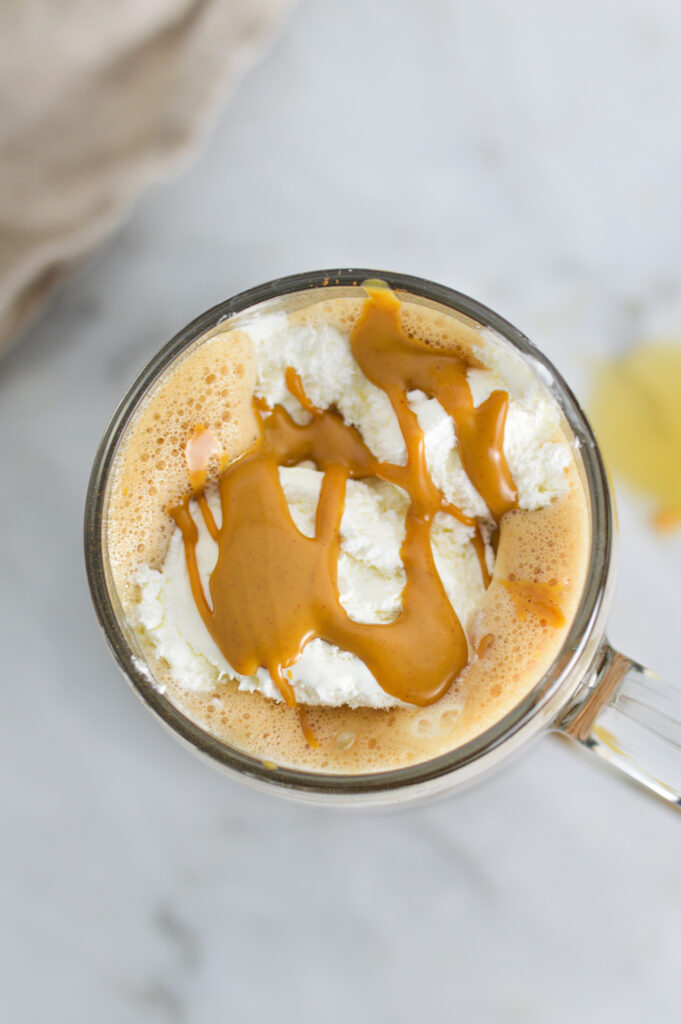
[{"xmin": 86, "ymin": 271, "xmax": 681, "ymax": 805}]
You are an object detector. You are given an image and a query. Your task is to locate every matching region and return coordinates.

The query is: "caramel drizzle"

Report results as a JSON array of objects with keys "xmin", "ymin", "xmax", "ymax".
[
  {"xmin": 500, "ymin": 578, "xmax": 566, "ymax": 628},
  {"xmin": 171, "ymin": 285, "xmax": 546, "ymax": 738},
  {"xmin": 196, "ymin": 493, "xmax": 219, "ymax": 541},
  {"xmin": 349, "ymin": 287, "xmax": 517, "ymax": 520}
]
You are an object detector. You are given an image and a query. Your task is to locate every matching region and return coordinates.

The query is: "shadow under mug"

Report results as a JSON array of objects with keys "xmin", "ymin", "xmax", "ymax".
[{"xmin": 84, "ymin": 269, "xmax": 681, "ymax": 808}]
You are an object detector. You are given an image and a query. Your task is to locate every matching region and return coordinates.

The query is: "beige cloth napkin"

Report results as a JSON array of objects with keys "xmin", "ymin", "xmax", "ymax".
[{"xmin": 0, "ymin": 0, "xmax": 293, "ymax": 351}]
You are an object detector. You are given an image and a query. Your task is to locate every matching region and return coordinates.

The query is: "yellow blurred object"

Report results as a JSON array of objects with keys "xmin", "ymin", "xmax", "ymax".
[{"xmin": 590, "ymin": 341, "xmax": 681, "ymax": 531}]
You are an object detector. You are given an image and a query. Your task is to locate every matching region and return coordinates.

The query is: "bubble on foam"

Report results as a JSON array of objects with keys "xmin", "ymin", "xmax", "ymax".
[
  {"xmin": 439, "ymin": 710, "xmax": 458, "ymax": 730},
  {"xmin": 336, "ymin": 731, "xmax": 355, "ymax": 750}
]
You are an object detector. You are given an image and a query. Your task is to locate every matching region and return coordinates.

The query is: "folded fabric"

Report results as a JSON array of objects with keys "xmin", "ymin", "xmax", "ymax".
[{"xmin": 0, "ymin": 0, "xmax": 293, "ymax": 352}]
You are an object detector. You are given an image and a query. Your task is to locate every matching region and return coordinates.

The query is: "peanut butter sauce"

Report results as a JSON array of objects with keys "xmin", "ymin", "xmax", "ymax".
[{"xmin": 170, "ymin": 284, "xmax": 562, "ymax": 736}]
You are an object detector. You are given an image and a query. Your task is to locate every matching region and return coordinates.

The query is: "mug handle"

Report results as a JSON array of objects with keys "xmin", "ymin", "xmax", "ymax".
[{"xmin": 555, "ymin": 644, "xmax": 681, "ymax": 806}]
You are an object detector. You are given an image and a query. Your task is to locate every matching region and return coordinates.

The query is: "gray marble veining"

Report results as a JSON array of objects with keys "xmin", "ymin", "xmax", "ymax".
[{"xmin": 2, "ymin": 1, "xmax": 681, "ymax": 1021}]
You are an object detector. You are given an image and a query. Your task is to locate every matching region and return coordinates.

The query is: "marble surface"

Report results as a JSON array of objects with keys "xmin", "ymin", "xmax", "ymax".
[{"xmin": 3, "ymin": 1, "xmax": 681, "ymax": 1021}]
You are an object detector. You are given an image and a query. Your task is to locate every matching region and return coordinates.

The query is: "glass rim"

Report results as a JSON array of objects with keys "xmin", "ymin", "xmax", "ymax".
[{"xmin": 84, "ymin": 268, "xmax": 614, "ymax": 796}]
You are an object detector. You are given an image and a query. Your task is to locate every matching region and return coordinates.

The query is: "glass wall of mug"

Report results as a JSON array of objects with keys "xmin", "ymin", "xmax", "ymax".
[{"xmin": 84, "ymin": 270, "xmax": 615, "ymax": 806}]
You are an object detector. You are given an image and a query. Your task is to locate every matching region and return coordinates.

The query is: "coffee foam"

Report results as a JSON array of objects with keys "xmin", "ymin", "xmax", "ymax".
[
  {"xmin": 107, "ymin": 326, "xmax": 258, "ymax": 607},
  {"xmin": 107, "ymin": 294, "xmax": 590, "ymax": 774}
]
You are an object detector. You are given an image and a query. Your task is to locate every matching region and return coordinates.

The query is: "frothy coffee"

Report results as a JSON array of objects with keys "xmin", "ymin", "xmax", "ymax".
[{"xmin": 107, "ymin": 287, "xmax": 590, "ymax": 773}]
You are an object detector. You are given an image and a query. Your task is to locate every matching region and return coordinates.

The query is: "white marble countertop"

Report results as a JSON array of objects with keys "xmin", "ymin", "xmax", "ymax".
[{"xmin": 3, "ymin": 1, "xmax": 681, "ymax": 1021}]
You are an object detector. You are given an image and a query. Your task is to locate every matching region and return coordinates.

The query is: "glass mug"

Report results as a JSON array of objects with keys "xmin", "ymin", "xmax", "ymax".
[{"xmin": 84, "ymin": 269, "xmax": 681, "ymax": 808}]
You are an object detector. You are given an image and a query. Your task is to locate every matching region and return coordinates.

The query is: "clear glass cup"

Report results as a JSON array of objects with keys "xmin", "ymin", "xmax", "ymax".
[{"xmin": 84, "ymin": 269, "xmax": 681, "ymax": 808}]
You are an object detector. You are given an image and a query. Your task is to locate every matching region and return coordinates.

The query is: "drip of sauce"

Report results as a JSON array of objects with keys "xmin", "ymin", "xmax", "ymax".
[
  {"xmin": 500, "ymin": 578, "xmax": 565, "ymax": 628},
  {"xmin": 476, "ymin": 633, "xmax": 494, "ymax": 658},
  {"xmin": 170, "ymin": 284, "xmax": 561, "ymax": 742},
  {"xmin": 590, "ymin": 339, "xmax": 681, "ymax": 531}
]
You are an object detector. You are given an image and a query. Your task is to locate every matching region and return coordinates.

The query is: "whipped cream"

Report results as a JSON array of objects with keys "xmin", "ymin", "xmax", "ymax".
[{"xmin": 134, "ymin": 313, "xmax": 572, "ymax": 708}]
